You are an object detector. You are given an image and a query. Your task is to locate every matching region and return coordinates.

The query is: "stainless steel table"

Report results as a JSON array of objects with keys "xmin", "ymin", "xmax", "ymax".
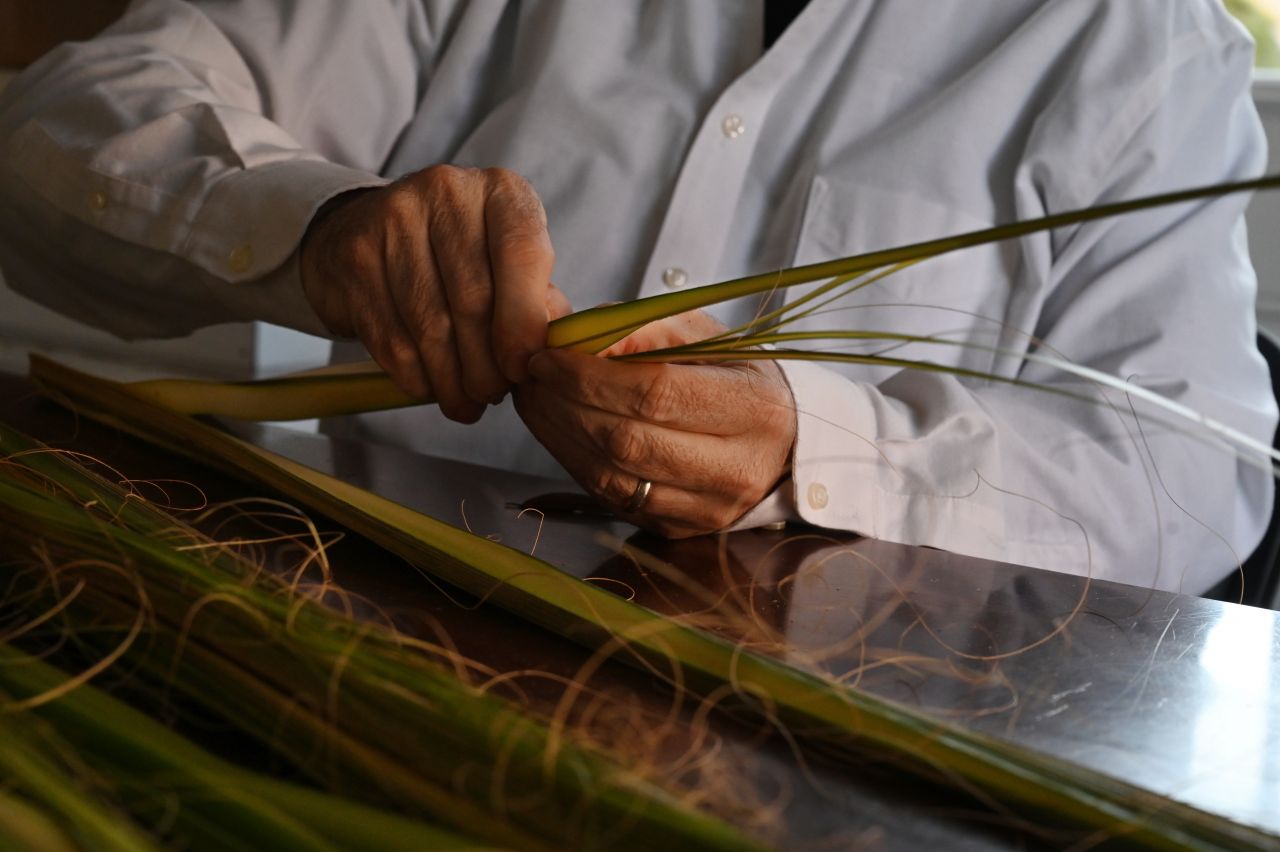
[{"xmin": 3, "ymin": 372, "xmax": 1277, "ymax": 848}]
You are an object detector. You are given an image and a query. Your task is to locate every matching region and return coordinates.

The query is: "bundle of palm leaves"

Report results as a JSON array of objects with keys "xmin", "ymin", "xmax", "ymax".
[{"xmin": 0, "ymin": 422, "xmax": 761, "ymax": 850}]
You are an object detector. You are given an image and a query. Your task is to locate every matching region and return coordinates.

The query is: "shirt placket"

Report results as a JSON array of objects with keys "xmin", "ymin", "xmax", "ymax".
[
  {"xmin": 635, "ymin": 92, "xmax": 765, "ymax": 300},
  {"xmin": 636, "ymin": 0, "xmax": 842, "ymax": 301}
]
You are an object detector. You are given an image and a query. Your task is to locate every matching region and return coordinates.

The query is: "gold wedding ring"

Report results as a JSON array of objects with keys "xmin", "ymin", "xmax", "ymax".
[{"xmin": 623, "ymin": 478, "xmax": 652, "ymax": 513}]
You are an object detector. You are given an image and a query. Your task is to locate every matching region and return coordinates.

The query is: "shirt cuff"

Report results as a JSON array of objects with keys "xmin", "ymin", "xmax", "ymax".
[
  {"xmin": 188, "ymin": 159, "xmax": 386, "ymax": 335},
  {"xmin": 776, "ymin": 359, "xmax": 879, "ymax": 535},
  {"xmin": 726, "ymin": 359, "xmax": 880, "ymax": 534},
  {"xmin": 185, "ymin": 158, "xmax": 387, "ymax": 285},
  {"xmin": 726, "ymin": 478, "xmax": 796, "ymax": 530},
  {"xmin": 777, "ymin": 359, "xmax": 1011, "ymax": 557}
]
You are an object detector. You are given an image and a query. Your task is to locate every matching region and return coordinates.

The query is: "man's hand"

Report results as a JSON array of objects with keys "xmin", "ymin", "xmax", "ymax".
[
  {"xmin": 300, "ymin": 166, "xmax": 569, "ymax": 423},
  {"xmin": 514, "ymin": 312, "xmax": 796, "ymax": 537}
]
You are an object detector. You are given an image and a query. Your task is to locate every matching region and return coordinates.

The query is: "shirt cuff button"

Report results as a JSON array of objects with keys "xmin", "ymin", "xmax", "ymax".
[{"xmin": 806, "ymin": 482, "xmax": 829, "ymax": 510}]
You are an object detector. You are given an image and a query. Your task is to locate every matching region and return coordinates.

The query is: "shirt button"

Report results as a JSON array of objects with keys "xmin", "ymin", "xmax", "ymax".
[
  {"xmin": 89, "ymin": 191, "xmax": 108, "ymax": 211},
  {"xmin": 806, "ymin": 482, "xmax": 829, "ymax": 510},
  {"xmin": 661, "ymin": 266, "xmax": 689, "ymax": 289},
  {"xmin": 721, "ymin": 114, "xmax": 746, "ymax": 139},
  {"xmin": 228, "ymin": 244, "xmax": 255, "ymax": 275}
]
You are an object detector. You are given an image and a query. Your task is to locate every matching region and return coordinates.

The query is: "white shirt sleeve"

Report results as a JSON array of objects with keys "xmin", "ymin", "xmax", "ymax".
[
  {"xmin": 760, "ymin": 36, "xmax": 1276, "ymax": 595},
  {"xmin": 0, "ymin": 0, "xmax": 429, "ymax": 339}
]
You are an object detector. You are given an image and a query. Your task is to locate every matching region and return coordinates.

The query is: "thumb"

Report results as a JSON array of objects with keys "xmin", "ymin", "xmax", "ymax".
[
  {"xmin": 604, "ymin": 310, "xmax": 727, "ymax": 357},
  {"xmin": 545, "ymin": 282, "xmax": 574, "ymax": 321}
]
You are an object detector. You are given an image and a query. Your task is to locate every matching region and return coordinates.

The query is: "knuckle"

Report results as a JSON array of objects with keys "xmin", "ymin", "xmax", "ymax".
[
  {"xmin": 590, "ymin": 468, "xmax": 630, "ymax": 506},
  {"xmin": 602, "ymin": 420, "xmax": 647, "ymax": 467},
  {"xmin": 486, "ymin": 169, "xmax": 550, "ymax": 232},
  {"xmin": 367, "ymin": 339, "xmax": 427, "ymax": 398},
  {"xmin": 382, "ymin": 338, "xmax": 421, "ymax": 371},
  {"xmin": 418, "ymin": 165, "xmax": 479, "ymax": 211},
  {"xmin": 420, "ymin": 163, "xmax": 467, "ymax": 189},
  {"xmin": 633, "ymin": 372, "xmax": 679, "ymax": 423},
  {"xmin": 449, "ymin": 280, "xmax": 494, "ymax": 323},
  {"xmin": 415, "ymin": 312, "xmax": 453, "ymax": 348},
  {"xmin": 381, "ymin": 187, "xmax": 424, "ymax": 228},
  {"xmin": 485, "ymin": 166, "xmax": 530, "ymax": 194}
]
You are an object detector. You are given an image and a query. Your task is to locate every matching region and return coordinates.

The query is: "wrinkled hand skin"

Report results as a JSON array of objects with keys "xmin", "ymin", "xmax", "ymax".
[
  {"xmin": 514, "ymin": 311, "xmax": 797, "ymax": 538},
  {"xmin": 300, "ymin": 165, "xmax": 571, "ymax": 423}
]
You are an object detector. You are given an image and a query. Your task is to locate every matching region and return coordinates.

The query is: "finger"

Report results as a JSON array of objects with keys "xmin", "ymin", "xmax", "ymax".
[
  {"xmin": 425, "ymin": 174, "xmax": 509, "ymax": 406},
  {"xmin": 485, "ymin": 169, "xmax": 555, "ymax": 382},
  {"xmin": 603, "ymin": 311, "xmax": 728, "ymax": 357},
  {"xmin": 351, "ymin": 278, "xmax": 434, "ymax": 401},
  {"xmin": 389, "ymin": 223, "xmax": 484, "ymax": 422},
  {"xmin": 514, "ymin": 385, "xmax": 746, "ymax": 534},
  {"xmin": 614, "ymin": 477, "xmax": 744, "ymax": 538},
  {"xmin": 527, "ymin": 349, "xmax": 792, "ymax": 435},
  {"xmin": 516, "ymin": 376, "xmax": 761, "ymax": 513},
  {"xmin": 572, "ymin": 397, "xmax": 756, "ymax": 495},
  {"xmin": 545, "ymin": 282, "xmax": 573, "ymax": 321}
]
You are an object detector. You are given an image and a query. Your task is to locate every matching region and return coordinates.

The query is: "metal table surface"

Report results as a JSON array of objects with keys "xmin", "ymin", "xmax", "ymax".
[{"xmin": 2, "ymin": 371, "xmax": 1277, "ymax": 849}]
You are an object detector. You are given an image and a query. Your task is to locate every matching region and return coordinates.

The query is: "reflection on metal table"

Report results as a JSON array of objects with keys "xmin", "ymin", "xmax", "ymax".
[{"xmin": 2, "ymin": 372, "xmax": 1277, "ymax": 848}]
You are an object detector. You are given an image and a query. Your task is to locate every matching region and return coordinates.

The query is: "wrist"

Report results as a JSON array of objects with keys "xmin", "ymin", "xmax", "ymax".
[{"xmin": 301, "ymin": 188, "xmax": 386, "ymax": 338}]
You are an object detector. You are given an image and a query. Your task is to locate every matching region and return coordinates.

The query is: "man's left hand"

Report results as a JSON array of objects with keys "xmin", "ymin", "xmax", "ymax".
[{"xmin": 514, "ymin": 312, "xmax": 796, "ymax": 537}]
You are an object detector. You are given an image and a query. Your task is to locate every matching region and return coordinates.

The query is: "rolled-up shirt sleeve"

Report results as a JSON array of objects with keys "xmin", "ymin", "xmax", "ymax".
[
  {"xmin": 761, "ymin": 25, "xmax": 1277, "ymax": 595},
  {"xmin": 0, "ymin": 0, "xmax": 427, "ymax": 338}
]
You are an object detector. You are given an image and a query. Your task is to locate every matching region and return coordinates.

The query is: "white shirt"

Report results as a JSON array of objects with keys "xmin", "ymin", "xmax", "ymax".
[{"xmin": 0, "ymin": 0, "xmax": 1274, "ymax": 593}]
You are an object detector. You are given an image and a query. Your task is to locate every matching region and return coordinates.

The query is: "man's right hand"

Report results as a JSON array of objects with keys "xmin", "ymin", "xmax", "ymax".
[{"xmin": 300, "ymin": 165, "xmax": 568, "ymax": 423}]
